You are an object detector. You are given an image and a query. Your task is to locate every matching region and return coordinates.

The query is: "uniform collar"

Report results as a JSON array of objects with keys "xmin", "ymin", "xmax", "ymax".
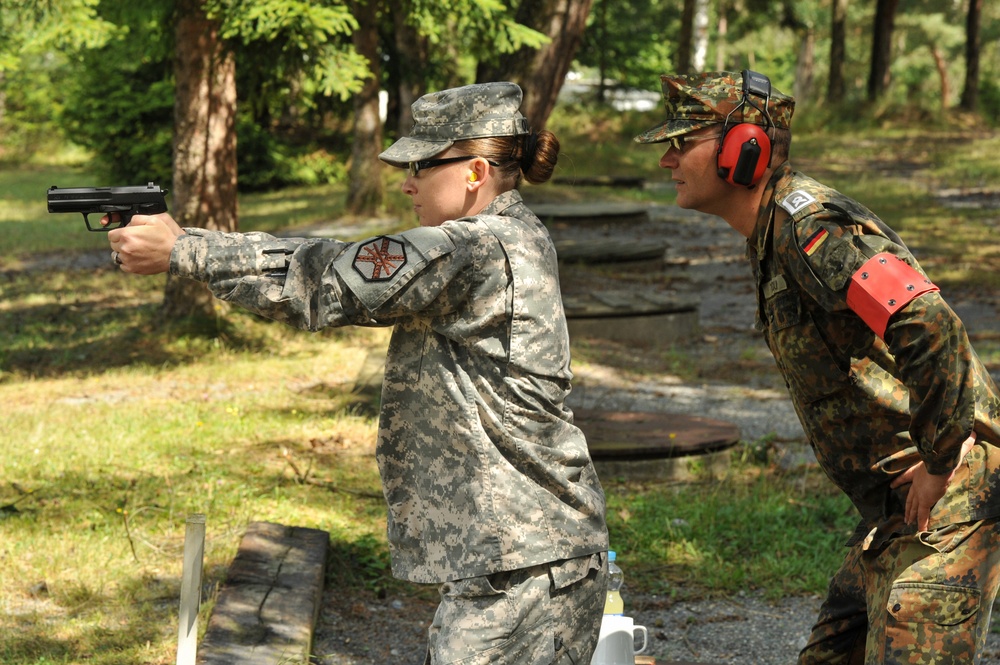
[
  {"xmin": 749, "ymin": 162, "xmax": 794, "ymax": 258},
  {"xmin": 480, "ymin": 189, "xmax": 525, "ymax": 217}
]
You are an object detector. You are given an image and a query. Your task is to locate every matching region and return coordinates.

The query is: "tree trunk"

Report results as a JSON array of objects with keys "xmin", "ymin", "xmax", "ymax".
[
  {"xmin": 795, "ymin": 29, "xmax": 815, "ymax": 103},
  {"xmin": 692, "ymin": 0, "xmax": 710, "ymax": 72},
  {"xmin": 476, "ymin": 0, "xmax": 594, "ymax": 131},
  {"xmin": 163, "ymin": 0, "xmax": 239, "ymax": 322},
  {"xmin": 347, "ymin": 0, "xmax": 384, "ymax": 216},
  {"xmin": 931, "ymin": 45, "xmax": 950, "ymax": 110},
  {"xmin": 677, "ymin": 0, "xmax": 695, "ymax": 74},
  {"xmin": 828, "ymin": 0, "xmax": 847, "ymax": 103},
  {"xmin": 392, "ymin": 2, "xmax": 427, "ymax": 137},
  {"xmin": 595, "ymin": 0, "xmax": 608, "ymax": 104},
  {"xmin": 715, "ymin": 3, "xmax": 728, "ymax": 71},
  {"xmin": 867, "ymin": 0, "xmax": 899, "ymax": 102},
  {"xmin": 959, "ymin": 0, "xmax": 983, "ymax": 111}
]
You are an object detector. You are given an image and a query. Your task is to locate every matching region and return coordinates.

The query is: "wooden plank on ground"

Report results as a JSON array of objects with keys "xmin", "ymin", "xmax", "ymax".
[{"xmin": 197, "ymin": 522, "xmax": 329, "ymax": 665}]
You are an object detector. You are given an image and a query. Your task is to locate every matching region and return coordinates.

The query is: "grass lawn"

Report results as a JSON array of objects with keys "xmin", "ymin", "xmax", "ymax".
[{"xmin": 2, "ymin": 105, "xmax": 999, "ymax": 664}]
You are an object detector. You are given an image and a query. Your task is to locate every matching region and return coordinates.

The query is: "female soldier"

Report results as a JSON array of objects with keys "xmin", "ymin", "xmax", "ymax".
[{"xmin": 107, "ymin": 81, "xmax": 609, "ymax": 665}]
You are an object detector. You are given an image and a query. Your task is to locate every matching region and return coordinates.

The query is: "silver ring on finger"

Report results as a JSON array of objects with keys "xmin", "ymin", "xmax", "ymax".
[{"xmin": 112, "ymin": 251, "xmax": 123, "ymax": 265}]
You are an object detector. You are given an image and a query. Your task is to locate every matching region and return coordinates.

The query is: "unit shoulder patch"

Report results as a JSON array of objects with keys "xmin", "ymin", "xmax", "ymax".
[
  {"xmin": 353, "ymin": 236, "xmax": 407, "ymax": 281},
  {"xmin": 780, "ymin": 189, "xmax": 819, "ymax": 216}
]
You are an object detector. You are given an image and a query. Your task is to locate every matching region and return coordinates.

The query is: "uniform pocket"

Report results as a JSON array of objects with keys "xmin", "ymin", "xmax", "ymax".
[
  {"xmin": 432, "ymin": 569, "xmax": 556, "ymax": 665},
  {"xmin": 887, "ymin": 583, "xmax": 980, "ymax": 626},
  {"xmin": 763, "ymin": 288, "xmax": 852, "ymax": 403}
]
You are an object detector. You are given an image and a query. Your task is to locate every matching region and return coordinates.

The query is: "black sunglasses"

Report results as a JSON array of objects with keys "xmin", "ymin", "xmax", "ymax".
[{"xmin": 407, "ymin": 155, "xmax": 498, "ymax": 177}]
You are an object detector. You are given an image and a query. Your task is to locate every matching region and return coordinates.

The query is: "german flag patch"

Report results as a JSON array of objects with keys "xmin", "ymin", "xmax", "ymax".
[{"xmin": 802, "ymin": 228, "xmax": 829, "ymax": 256}]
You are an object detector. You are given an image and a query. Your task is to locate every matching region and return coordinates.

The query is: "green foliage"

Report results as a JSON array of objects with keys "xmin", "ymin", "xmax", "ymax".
[
  {"xmin": 0, "ymin": 0, "xmax": 120, "ymax": 73},
  {"xmin": 207, "ymin": 0, "xmax": 370, "ymax": 102},
  {"xmin": 237, "ymin": 114, "xmax": 348, "ymax": 190},
  {"xmin": 0, "ymin": 0, "xmax": 122, "ymax": 158},
  {"xmin": 576, "ymin": 0, "xmax": 682, "ymax": 92},
  {"xmin": 405, "ymin": 0, "xmax": 548, "ymax": 53},
  {"xmin": 0, "ymin": 53, "xmax": 71, "ymax": 158},
  {"xmin": 2, "ymin": 111, "xmax": 1000, "ymax": 661},
  {"xmin": 59, "ymin": 47, "xmax": 174, "ymax": 184},
  {"xmin": 983, "ymin": 79, "xmax": 1000, "ymax": 126}
]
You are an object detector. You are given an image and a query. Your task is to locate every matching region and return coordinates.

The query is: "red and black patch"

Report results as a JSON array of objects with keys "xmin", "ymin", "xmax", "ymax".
[{"xmin": 353, "ymin": 236, "xmax": 407, "ymax": 281}]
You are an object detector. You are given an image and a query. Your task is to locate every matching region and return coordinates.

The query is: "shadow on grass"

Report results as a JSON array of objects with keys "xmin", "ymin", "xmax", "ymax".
[
  {"xmin": 0, "ymin": 561, "xmax": 229, "ymax": 665},
  {"xmin": 0, "ymin": 443, "xmax": 396, "ymax": 663},
  {"xmin": 0, "ymin": 265, "xmax": 362, "ymax": 380}
]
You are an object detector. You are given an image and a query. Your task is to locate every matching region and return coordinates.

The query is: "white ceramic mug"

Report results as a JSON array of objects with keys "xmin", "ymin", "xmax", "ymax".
[{"xmin": 590, "ymin": 614, "xmax": 648, "ymax": 665}]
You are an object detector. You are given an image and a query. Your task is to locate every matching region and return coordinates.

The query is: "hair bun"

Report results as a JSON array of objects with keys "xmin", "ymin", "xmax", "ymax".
[{"xmin": 519, "ymin": 132, "xmax": 538, "ymax": 172}]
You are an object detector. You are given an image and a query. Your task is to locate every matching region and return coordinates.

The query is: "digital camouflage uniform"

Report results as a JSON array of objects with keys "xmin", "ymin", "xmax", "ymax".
[
  {"xmin": 636, "ymin": 72, "xmax": 1000, "ymax": 664},
  {"xmin": 169, "ymin": 82, "xmax": 609, "ymax": 665}
]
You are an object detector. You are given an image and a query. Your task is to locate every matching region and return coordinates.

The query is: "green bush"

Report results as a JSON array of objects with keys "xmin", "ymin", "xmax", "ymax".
[
  {"xmin": 236, "ymin": 115, "xmax": 348, "ymax": 191},
  {"xmin": 58, "ymin": 46, "xmax": 347, "ymax": 191},
  {"xmin": 981, "ymin": 79, "xmax": 1000, "ymax": 127},
  {"xmin": 0, "ymin": 54, "xmax": 73, "ymax": 160},
  {"xmin": 59, "ymin": 48, "xmax": 174, "ymax": 185}
]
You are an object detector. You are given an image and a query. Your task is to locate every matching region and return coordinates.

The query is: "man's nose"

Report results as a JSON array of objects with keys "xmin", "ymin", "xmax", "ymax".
[{"xmin": 659, "ymin": 149, "xmax": 679, "ymax": 169}]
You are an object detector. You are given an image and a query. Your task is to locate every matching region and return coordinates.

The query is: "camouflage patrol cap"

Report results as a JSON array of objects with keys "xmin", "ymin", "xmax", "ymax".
[
  {"xmin": 634, "ymin": 71, "xmax": 795, "ymax": 144},
  {"xmin": 379, "ymin": 82, "xmax": 531, "ymax": 167}
]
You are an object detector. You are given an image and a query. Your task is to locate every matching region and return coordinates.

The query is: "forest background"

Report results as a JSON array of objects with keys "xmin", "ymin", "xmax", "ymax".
[
  {"xmin": 1, "ymin": 1, "xmax": 999, "ymax": 664},
  {"xmin": 3, "ymin": 0, "xmax": 997, "ymax": 316}
]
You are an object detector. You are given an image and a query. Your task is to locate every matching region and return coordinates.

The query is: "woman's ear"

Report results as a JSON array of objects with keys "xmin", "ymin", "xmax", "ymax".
[{"xmin": 467, "ymin": 158, "xmax": 490, "ymax": 191}]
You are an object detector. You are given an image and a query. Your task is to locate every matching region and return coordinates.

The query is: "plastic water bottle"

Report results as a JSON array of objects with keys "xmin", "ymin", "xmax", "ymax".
[{"xmin": 604, "ymin": 550, "xmax": 624, "ymax": 615}]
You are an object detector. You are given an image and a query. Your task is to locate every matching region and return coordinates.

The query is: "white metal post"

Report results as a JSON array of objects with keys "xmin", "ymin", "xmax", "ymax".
[{"xmin": 176, "ymin": 514, "xmax": 206, "ymax": 665}]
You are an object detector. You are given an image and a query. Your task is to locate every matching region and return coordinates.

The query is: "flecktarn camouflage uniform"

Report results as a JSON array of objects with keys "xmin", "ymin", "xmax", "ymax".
[
  {"xmin": 634, "ymin": 68, "xmax": 1000, "ymax": 664},
  {"xmin": 169, "ymin": 186, "xmax": 609, "ymax": 664},
  {"xmin": 751, "ymin": 162, "xmax": 1000, "ymax": 664}
]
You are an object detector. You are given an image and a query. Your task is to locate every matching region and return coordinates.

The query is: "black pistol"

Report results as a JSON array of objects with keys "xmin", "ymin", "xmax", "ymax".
[{"xmin": 47, "ymin": 182, "xmax": 169, "ymax": 232}]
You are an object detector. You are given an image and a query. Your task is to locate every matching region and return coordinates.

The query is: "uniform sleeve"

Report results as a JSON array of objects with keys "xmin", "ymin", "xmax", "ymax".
[
  {"xmin": 781, "ymin": 211, "xmax": 974, "ymax": 475},
  {"xmin": 170, "ymin": 225, "xmax": 478, "ymax": 332},
  {"xmin": 884, "ymin": 292, "xmax": 977, "ymax": 475}
]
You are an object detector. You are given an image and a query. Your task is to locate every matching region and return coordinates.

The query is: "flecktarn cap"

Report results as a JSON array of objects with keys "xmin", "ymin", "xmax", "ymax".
[
  {"xmin": 634, "ymin": 71, "xmax": 795, "ymax": 144},
  {"xmin": 379, "ymin": 82, "xmax": 531, "ymax": 167}
]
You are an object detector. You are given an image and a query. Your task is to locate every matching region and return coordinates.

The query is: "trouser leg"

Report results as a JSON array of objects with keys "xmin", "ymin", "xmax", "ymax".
[
  {"xmin": 866, "ymin": 518, "xmax": 1000, "ymax": 665},
  {"xmin": 800, "ymin": 517, "xmax": 1000, "ymax": 665},
  {"xmin": 798, "ymin": 542, "xmax": 868, "ymax": 665},
  {"xmin": 425, "ymin": 552, "xmax": 607, "ymax": 665}
]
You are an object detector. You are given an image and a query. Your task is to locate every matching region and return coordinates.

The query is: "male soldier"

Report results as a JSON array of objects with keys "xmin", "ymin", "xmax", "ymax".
[{"xmin": 634, "ymin": 70, "xmax": 1000, "ymax": 663}]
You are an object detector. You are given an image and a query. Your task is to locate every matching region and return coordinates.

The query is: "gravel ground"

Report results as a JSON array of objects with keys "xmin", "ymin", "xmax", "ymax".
[
  {"xmin": 312, "ymin": 198, "xmax": 1000, "ymax": 664},
  {"xmin": 312, "ymin": 588, "xmax": 1000, "ymax": 664}
]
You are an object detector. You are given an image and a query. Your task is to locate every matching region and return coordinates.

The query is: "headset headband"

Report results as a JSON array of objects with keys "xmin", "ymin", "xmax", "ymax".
[{"xmin": 722, "ymin": 70, "xmax": 774, "ymax": 132}]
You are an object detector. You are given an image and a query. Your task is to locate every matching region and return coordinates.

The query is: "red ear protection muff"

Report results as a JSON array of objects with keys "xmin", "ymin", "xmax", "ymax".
[
  {"xmin": 717, "ymin": 70, "xmax": 774, "ymax": 189},
  {"xmin": 717, "ymin": 123, "xmax": 771, "ymax": 187}
]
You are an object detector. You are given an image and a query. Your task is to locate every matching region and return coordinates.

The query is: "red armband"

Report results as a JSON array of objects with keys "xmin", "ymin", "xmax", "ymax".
[{"xmin": 846, "ymin": 253, "xmax": 939, "ymax": 338}]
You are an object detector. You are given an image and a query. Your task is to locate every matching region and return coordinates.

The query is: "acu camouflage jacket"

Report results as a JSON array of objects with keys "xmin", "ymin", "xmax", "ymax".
[
  {"xmin": 749, "ymin": 163, "xmax": 1000, "ymax": 547},
  {"xmin": 169, "ymin": 190, "xmax": 609, "ymax": 583}
]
